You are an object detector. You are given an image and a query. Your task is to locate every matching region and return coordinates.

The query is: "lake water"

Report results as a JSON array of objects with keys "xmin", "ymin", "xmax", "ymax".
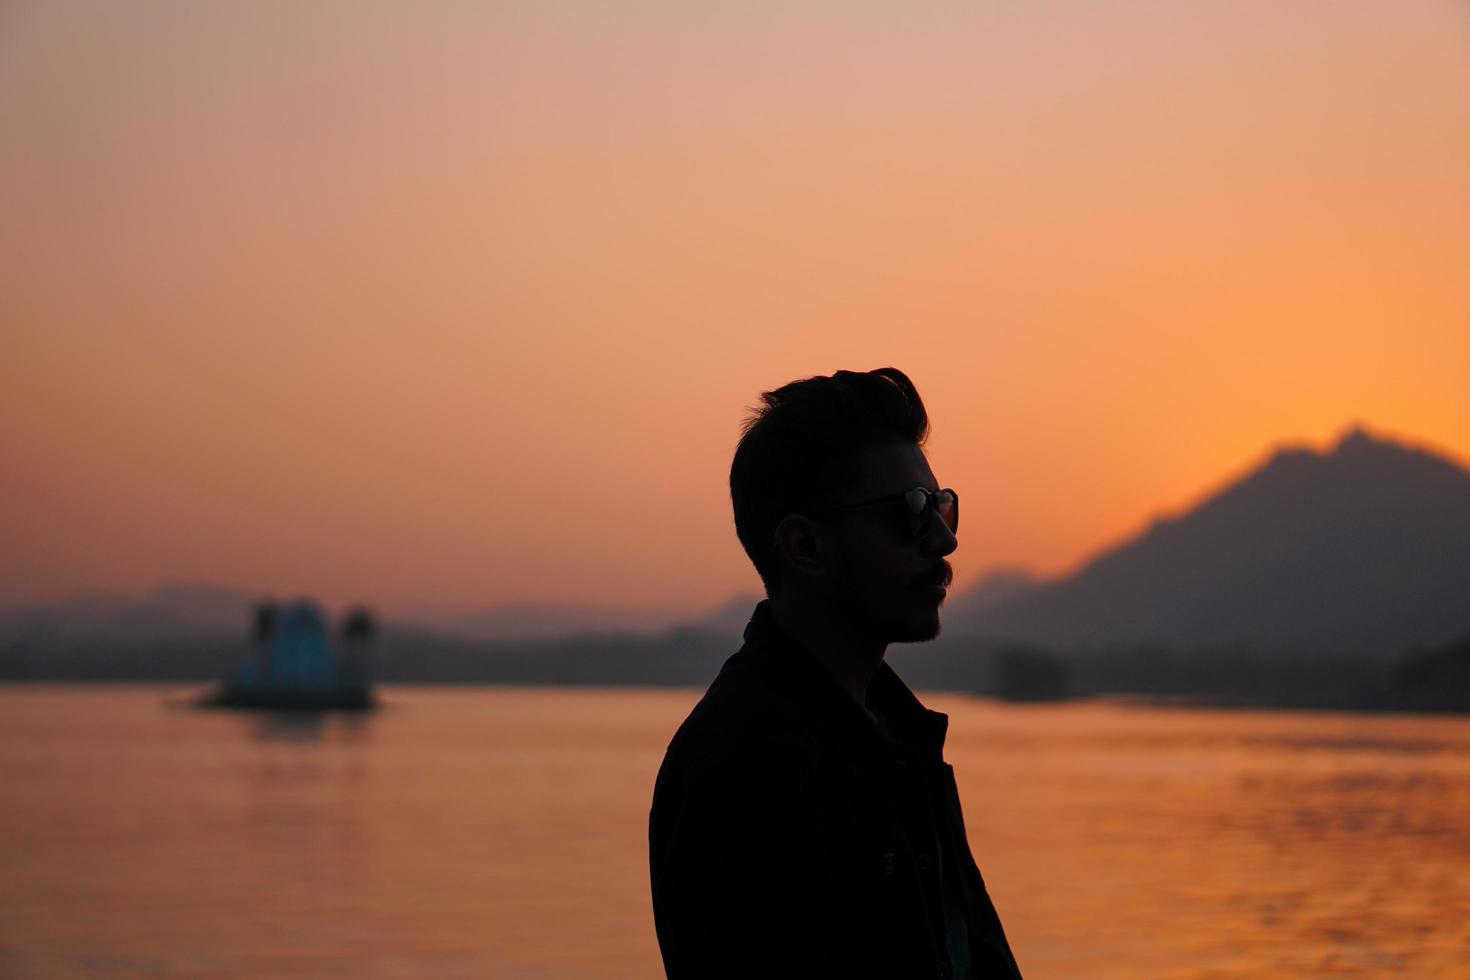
[{"xmin": 2, "ymin": 684, "xmax": 1469, "ymax": 979}]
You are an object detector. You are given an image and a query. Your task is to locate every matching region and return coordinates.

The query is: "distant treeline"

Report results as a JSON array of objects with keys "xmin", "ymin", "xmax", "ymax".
[
  {"xmin": 971, "ymin": 636, "xmax": 1470, "ymax": 713},
  {"xmin": 0, "ymin": 625, "xmax": 737, "ymax": 688},
  {"xmin": 2, "ymin": 624, "xmax": 1467, "ymax": 713}
]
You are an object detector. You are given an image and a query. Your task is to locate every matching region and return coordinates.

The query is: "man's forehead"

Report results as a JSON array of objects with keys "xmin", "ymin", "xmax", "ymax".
[{"xmin": 846, "ymin": 442, "xmax": 937, "ymax": 494}]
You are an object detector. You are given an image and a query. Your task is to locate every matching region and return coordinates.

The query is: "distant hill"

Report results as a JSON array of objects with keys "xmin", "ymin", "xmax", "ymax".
[
  {"xmin": 0, "ymin": 581, "xmax": 257, "ymax": 647},
  {"xmin": 947, "ymin": 427, "xmax": 1470, "ymax": 658},
  {"xmin": 399, "ymin": 601, "xmax": 692, "ymax": 641},
  {"xmin": 0, "ymin": 583, "xmax": 750, "ymax": 686}
]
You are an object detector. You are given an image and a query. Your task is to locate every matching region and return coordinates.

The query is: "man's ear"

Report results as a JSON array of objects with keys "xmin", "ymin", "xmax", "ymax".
[{"xmin": 772, "ymin": 514, "xmax": 827, "ymax": 581}]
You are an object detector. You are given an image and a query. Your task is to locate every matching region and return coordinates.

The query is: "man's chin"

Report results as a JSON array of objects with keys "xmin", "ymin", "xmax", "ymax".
[
  {"xmin": 892, "ymin": 621, "xmax": 941, "ymax": 644},
  {"xmin": 883, "ymin": 605, "xmax": 943, "ymax": 644},
  {"xmin": 835, "ymin": 588, "xmax": 944, "ymax": 644}
]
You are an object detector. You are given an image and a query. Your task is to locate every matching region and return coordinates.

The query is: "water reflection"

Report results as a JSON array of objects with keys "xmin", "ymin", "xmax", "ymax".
[
  {"xmin": 245, "ymin": 707, "xmax": 376, "ymax": 743},
  {"xmin": 250, "ymin": 710, "xmax": 329, "ymax": 742},
  {"xmin": 3, "ymin": 686, "xmax": 1469, "ymax": 978}
]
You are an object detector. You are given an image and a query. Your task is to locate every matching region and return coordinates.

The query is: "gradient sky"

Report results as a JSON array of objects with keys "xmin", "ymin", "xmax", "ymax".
[{"xmin": 3, "ymin": 1, "xmax": 1468, "ymax": 611}]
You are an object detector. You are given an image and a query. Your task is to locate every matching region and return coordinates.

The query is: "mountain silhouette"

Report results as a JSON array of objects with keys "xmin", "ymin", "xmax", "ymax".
[
  {"xmin": 947, "ymin": 426, "xmax": 1470, "ymax": 657},
  {"xmin": 0, "ymin": 581, "xmax": 258, "ymax": 644}
]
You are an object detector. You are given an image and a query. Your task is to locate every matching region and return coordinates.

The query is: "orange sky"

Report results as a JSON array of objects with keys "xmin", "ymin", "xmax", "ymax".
[{"xmin": 2, "ymin": 1, "xmax": 1468, "ymax": 611}]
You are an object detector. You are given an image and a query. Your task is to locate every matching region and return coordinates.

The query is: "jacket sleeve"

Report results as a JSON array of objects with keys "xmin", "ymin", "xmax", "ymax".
[{"xmin": 650, "ymin": 745, "xmax": 834, "ymax": 979}]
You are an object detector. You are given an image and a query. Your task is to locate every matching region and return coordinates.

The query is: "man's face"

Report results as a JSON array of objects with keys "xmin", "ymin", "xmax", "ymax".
[{"xmin": 819, "ymin": 441, "xmax": 958, "ymax": 643}]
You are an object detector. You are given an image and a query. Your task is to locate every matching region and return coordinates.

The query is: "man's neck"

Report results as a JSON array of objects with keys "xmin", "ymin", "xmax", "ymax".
[{"xmin": 768, "ymin": 594, "xmax": 888, "ymax": 708}]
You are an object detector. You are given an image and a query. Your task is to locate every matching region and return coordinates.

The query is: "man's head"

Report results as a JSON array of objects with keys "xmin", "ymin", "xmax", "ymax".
[{"xmin": 730, "ymin": 368, "xmax": 957, "ymax": 643}]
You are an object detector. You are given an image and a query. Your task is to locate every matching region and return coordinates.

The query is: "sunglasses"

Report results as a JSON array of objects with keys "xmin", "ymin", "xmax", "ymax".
[{"xmin": 809, "ymin": 486, "xmax": 959, "ymax": 539}]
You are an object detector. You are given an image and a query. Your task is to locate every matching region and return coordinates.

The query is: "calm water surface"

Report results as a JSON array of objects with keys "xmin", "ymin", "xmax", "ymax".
[{"xmin": 2, "ymin": 685, "xmax": 1469, "ymax": 979}]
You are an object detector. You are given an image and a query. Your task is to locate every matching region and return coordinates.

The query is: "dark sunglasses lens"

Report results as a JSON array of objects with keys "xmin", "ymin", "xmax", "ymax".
[{"xmin": 901, "ymin": 488, "xmax": 959, "ymax": 537}]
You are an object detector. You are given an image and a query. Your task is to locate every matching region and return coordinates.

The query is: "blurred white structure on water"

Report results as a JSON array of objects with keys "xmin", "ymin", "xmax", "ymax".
[{"xmin": 211, "ymin": 600, "xmax": 376, "ymax": 710}]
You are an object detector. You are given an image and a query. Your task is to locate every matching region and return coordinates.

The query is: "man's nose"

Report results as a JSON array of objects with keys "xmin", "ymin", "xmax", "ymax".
[{"xmin": 923, "ymin": 510, "xmax": 958, "ymax": 558}]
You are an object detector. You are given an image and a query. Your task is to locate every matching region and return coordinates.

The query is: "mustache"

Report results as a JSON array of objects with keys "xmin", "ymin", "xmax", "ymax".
[{"xmin": 912, "ymin": 562, "xmax": 953, "ymax": 591}]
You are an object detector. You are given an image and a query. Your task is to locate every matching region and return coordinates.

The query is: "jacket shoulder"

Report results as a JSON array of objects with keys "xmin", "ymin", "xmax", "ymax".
[{"xmin": 655, "ymin": 647, "xmax": 828, "ymax": 788}]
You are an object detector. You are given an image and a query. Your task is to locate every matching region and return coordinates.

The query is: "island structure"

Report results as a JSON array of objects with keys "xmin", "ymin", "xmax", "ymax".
[{"xmin": 204, "ymin": 599, "xmax": 378, "ymax": 710}]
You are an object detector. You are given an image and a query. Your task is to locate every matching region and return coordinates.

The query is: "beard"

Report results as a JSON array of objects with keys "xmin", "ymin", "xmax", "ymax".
[
  {"xmin": 882, "ymin": 601, "xmax": 944, "ymax": 644},
  {"xmin": 826, "ymin": 559, "xmax": 952, "ymax": 645}
]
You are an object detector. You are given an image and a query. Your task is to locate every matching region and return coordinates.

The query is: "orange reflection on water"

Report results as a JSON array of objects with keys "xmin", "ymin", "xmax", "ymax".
[
  {"xmin": 933, "ymin": 696, "xmax": 1470, "ymax": 978},
  {"xmin": 1, "ymin": 686, "xmax": 1468, "ymax": 978}
]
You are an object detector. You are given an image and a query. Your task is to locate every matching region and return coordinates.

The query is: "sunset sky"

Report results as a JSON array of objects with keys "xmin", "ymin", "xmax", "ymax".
[{"xmin": 3, "ymin": 1, "xmax": 1468, "ymax": 612}]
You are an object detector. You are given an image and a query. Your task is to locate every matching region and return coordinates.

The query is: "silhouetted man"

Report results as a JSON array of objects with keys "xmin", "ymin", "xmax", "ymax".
[{"xmin": 649, "ymin": 368, "xmax": 1023, "ymax": 979}]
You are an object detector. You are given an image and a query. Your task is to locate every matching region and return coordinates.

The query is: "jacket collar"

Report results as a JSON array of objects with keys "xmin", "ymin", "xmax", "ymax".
[{"xmin": 741, "ymin": 600, "xmax": 949, "ymax": 762}]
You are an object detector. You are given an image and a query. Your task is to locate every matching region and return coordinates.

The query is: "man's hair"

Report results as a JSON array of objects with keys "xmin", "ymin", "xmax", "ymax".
[{"xmin": 730, "ymin": 367, "xmax": 930, "ymax": 594}]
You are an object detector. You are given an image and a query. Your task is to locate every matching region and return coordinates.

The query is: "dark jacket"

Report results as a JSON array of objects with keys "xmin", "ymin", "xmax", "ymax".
[{"xmin": 649, "ymin": 602, "xmax": 1023, "ymax": 979}]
